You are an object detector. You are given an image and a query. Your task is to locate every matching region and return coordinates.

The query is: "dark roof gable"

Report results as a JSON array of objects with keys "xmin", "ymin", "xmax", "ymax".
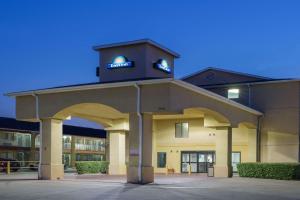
[{"xmin": 181, "ymin": 67, "xmax": 273, "ymax": 86}]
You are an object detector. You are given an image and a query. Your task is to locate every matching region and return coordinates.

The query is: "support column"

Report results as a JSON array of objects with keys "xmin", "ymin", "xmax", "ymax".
[
  {"xmin": 125, "ymin": 131, "xmax": 129, "ymax": 166},
  {"xmin": 127, "ymin": 113, "xmax": 153, "ymax": 184},
  {"xmin": 70, "ymin": 136, "xmax": 76, "ymax": 168},
  {"xmin": 248, "ymin": 128, "xmax": 257, "ymax": 162},
  {"xmin": 105, "ymin": 132, "xmax": 109, "ymax": 162},
  {"xmin": 215, "ymin": 127, "xmax": 232, "ymax": 178},
  {"xmin": 30, "ymin": 133, "xmax": 37, "ymax": 161},
  {"xmin": 39, "ymin": 119, "xmax": 64, "ymax": 180},
  {"xmin": 108, "ymin": 131, "xmax": 126, "ymax": 175}
]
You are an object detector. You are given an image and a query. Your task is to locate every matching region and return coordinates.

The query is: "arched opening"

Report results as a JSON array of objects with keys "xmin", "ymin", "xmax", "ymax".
[
  {"xmin": 153, "ymin": 107, "xmax": 230, "ymax": 125},
  {"xmin": 152, "ymin": 107, "xmax": 258, "ymax": 176},
  {"xmin": 37, "ymin": 102, "xmax": 131, "ymax": 181},
  {"xmin": 61, "ymin": 117, "xmax": 106, "ymax": 171},
  {"xmin": 55, "ymin": 103, "xmax": 129, "ymax": 173},
  {"xmin": 53, "ymin": 103, "xmax": 128, "ymax": 128}
]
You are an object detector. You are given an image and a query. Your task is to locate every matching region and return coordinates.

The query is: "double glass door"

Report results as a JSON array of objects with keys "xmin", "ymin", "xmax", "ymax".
[{"xmin": 181, "ymin": 151, "xmax": 215, "ymax": 173}]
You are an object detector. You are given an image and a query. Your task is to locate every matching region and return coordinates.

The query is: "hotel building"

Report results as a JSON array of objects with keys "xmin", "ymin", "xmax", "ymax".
[
  {"xmin": 0, "ymin": 117, "xmax": 106, "ymax": 168},
  {"xmin": 6, "ymin": 39, "xmax": 300, "ymax": 183}
]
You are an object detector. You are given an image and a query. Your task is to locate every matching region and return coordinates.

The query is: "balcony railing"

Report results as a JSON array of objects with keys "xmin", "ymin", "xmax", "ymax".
[
  {"xmin": 75, "ymin": 143, "xmax": 104, "ymax": 151},
  {"xmin": 62, "ymin": 142, "xmax": 104, "ymax": 152},
  {"xmin": 0, "ymin": 139, "xmax": 31, "ymax": 148},
  {"xmin": 64, "ymin": 143, "xmax": 71, "ymax": 149}
]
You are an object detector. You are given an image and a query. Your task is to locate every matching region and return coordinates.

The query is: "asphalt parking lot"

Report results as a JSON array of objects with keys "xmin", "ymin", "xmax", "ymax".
[{"xmin": 0, "ymin": 173, "xmax": 300, "ymax": 200}]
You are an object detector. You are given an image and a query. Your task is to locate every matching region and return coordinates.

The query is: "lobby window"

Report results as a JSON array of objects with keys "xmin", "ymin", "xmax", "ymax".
[
  {"xmin": 227, "ymin": 88, "xmax": 239, "ymax": 99},
  {"xmin": 157, "ymin": 152, "xmax": 166, "ymax": 168},
  {"xmin": 175, "ymin": 122, "xmax": 189, "ymax": 138}
]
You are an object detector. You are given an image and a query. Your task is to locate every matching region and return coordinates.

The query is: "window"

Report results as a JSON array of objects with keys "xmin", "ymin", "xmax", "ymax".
[
  {"xmin": 35, "ymin": 135, "xmax": 40, "ymax": 147},
  {"xmin": 0, "ymin": 131, "xmax": 9, "ymax": 140},
  {"xmin": 227, "ymin": 88, "xmax": 239, "ymax": 99},
  {"xmin": 63, "ymin": 136, "xmax": 72, "ymax": 149},
  {"xmin": 157, "ymin": 152, "xmax": 166, "ymax": 168},
  {"xmin": 175, "ymin": 122, "xmax": 189, "ymax": 138}
]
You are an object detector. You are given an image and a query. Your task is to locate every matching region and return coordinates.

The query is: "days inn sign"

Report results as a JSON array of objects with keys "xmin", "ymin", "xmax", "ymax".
[
  {"xmin": 107, "ymin": 56, "xmax": 134, "ymax": 69},
  {"xmin": 153, "ymin": 59, "xmax": 172, "ymax": 73},
  {"xmin": 107, "ymin": 55, "xmax": 171, "ymax": 74}
]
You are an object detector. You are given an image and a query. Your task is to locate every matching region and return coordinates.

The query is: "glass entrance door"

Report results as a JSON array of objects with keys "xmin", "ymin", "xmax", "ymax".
[
  {"xmin": 198, "ymin": 153, "xmax": 206, "ymax": 173},
  {"xmin": 181, "ymin": 151, "xmax": 215, "ymax": 173},
  {"xmin": 232, "ymin": 152, "xmax": 241, "ymax": 172},
  {"xmin": 181, "ymin": 153, "xmax": 189, "ymax": 173},
  {"xmin": 190, "ymin": 153, "xmax": 198, "ymax": 173}
]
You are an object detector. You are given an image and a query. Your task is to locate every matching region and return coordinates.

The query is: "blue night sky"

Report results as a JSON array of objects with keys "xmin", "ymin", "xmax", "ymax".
[{"xmin": 1, "ymin": 0, "xmax": 300, "ymax": 128}]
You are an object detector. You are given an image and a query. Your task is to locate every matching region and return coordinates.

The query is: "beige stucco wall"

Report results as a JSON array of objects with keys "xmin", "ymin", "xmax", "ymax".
[
  {"xmin": 253, "ymin": 82, "xmax": 300, "ymax": 162},
  {"xmin": 109, "ymin": 131, "xmax": 126, "ymax": 175},
  {"xmin": 205, "ymin": 81, "xmax": 300, "ymax": 162},
  {"xmin": 140, "ymin": 83, "xmax": 259, "ymax": 127},
  {"xmin": 152, "ymin": 118, "xmax": 254, "ymax": 173},
  {"xmin": 15, "ymin": 86, "xmax": 137, "ymax": 121},
  {"xmin": 15, "ymin": 82, "xmax": 259, "ymax": 128},
  {"xmin": 261, "ymin": 131, "xmax": 298, "ymax": 162}
]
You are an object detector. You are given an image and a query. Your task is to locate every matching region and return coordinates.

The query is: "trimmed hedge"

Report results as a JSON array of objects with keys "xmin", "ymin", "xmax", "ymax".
[
  {"xmin": 75, "ymin": 161, "xmax": 109, "ymax": 174},
  {"xmin": 237, "ymin": 163, "xmax": 300, "ymax": 180}
]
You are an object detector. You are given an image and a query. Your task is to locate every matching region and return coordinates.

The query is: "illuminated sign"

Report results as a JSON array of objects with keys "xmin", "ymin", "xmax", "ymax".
[
  {"xmin": 153, "ymin": 59, "xmax": 172, "ymax": 73},
  {"xmin": 107, "ymin": 56, "xmax": 134, "ymax": 69}
]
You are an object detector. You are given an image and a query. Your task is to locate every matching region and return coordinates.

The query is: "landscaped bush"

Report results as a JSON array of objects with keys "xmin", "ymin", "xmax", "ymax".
[
  {"xmin": 237, "ymin": 163, "xmax": 300, "ymax": 180},
  {"xmin": 75, "ymin": 161, "xmax": 109, "ymax": 174}
]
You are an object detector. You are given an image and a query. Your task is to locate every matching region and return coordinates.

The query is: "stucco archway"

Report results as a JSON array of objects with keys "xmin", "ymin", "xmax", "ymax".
[{"xmin": 53, "ymin": 103, "xmax": 128, "ymax": 128}]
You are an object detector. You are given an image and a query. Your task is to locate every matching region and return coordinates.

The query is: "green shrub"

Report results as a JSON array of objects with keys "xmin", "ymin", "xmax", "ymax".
[
  {"xmin": 237, "ymin": 163, "xmax": 300, "ymax": 180},
  {"xmin": 75, "ymin": 161, "xmax": 109, "ymax": 174}
]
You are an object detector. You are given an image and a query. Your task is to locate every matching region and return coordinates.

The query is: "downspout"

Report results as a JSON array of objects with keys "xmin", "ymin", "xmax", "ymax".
[
  {"xmin": 134, "ymin": 83, "xmax": 143, "ymax": 183},
  {"xmin": 248, "ymin": 83, "xmax": 262, "ymax": 162},
  {"xmin": 247, "ymin": 83, "xmax": 251, "ymax": 107},
  {"xmin": 32, "ymin": 93, "xmax": 42, "ymax": 179},
  {"xmin": 256, "ymin": 116, "xmax": 262, "ymax": 162}
]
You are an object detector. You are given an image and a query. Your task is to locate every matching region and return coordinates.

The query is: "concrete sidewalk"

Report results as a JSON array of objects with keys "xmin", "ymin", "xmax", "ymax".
[{"xmin": 1, "ymin": 173, "xmax": 300, "ymax": 200}]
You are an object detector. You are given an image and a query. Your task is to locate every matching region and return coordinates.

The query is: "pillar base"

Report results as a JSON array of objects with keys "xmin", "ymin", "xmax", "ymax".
[
  {"xmin": 109, "ymin": 164, "xmax": 126, "ymax": 175},
  {"xmin": 39, "ymin": 164, "xmax": 64, "ymax": 180},
  {"xmin": 127, "ymin": 166, "xmax": 154, "ymax": 184},
  {"xmin": 214, "ymin": 165, "xmax": 232, "ymax": 178}
]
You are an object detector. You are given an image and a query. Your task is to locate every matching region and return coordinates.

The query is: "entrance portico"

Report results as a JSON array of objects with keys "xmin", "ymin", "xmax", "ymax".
[
  {"xmin": 7, "ymin": 79, "xmax": 261, "ymax": 183},
  {"xmin": 6, "ymin": 39, "xmax": 262, "ymax": 184}
]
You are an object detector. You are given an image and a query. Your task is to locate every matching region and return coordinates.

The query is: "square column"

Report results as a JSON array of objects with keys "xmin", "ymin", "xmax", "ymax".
[
  {"xmin": 215, "ymin": 127, "xmax": 233, "ymax": 177},
  {"xmin": 30, "ymin": 133, "xmax": 37, "ymax": 161},
  {"xmin": 248, "ymin": 128, "xmax": 257, "ymax": 162},
  {"xmin": 105, "ymin": 132, "xmax": 110, "ymax": 162},
  {"xmin": 127, "ymin": 113, "xmax": 154, "ymax": 184},
  {"xmin": 71, "ymin": 136, "xmax": 76, "ymax": 168},
  {"xmin": 40, "ymin": 119, "xmax": 64, "ymax": 180},
  {"xmin": 108, "ymin": 131, "xmax": 126, "ymax": 175}
]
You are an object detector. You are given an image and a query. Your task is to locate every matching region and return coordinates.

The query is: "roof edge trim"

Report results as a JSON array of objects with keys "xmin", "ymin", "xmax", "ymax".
[
  {"xmin": 93, "ymin": 39, "xmax": 180, "ymax": 58},
  {"xmin": 5, "ymin": 78, "xmax": 174, "ymax": 97},
  {"xmin": 180, "ymin": 67, "xmax": 272, "ymax": 80}
]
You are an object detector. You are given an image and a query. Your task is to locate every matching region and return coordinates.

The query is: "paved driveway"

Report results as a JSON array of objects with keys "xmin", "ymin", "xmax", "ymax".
[{"xmin": 1, "ymin": 173, "xmax": 300, "ymax": 200}]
